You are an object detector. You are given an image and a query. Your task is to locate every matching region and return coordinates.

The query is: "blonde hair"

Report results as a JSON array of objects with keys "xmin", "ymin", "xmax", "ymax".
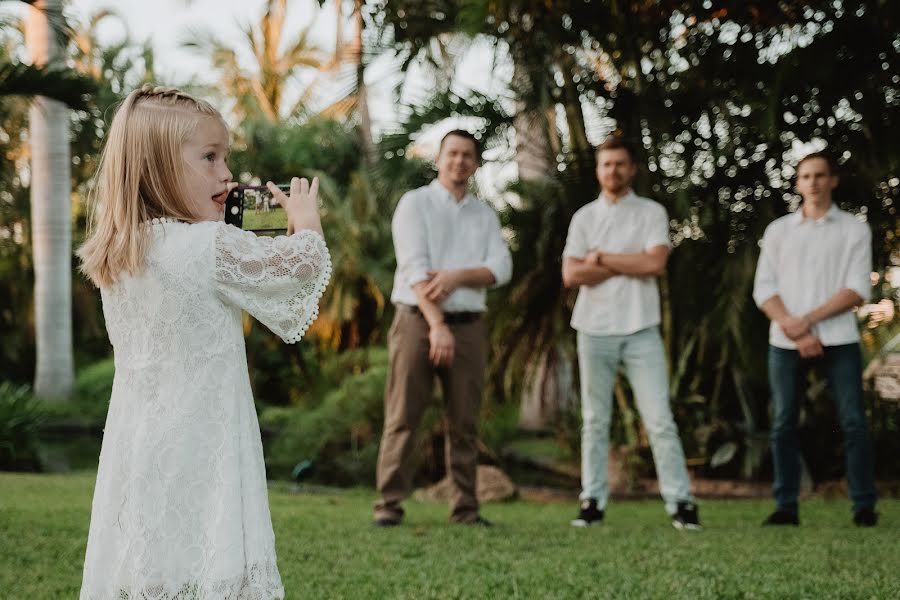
[{"xmin": 78, "ymin": 84, "xmax": 226, "ymax": 287}]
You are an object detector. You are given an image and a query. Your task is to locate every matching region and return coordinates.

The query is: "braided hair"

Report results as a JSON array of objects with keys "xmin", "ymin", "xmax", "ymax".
[{"xmin": 78, "ymin": 84, "xmax": 228, "ymax": 286}]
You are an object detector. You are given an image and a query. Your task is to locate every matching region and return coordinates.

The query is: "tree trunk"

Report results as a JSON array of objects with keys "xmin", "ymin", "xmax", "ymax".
[
  {"xmin": 511, "ymin": 57, "xmax": 553, "ymax": 183},
  {"xmin": 27, "ymin": 0, "xmax": 73, "ymax": 400},
  {"xmin": 518, "ymin": 343, "xmax": 578, "ymax": 431},
  {"xmin": 353, "ymin": 0, "xmax": 375, "ymax": 164}
]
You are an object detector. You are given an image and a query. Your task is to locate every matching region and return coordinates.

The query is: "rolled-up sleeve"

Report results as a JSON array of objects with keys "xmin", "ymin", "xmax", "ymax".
[
  {"xmin": 644, "ymin": 205, "xmax": 671, "ymax": 250},
  {"xmin": 752, "ymin": 225, "xmax": 779, "ymax": 308},
  {"xmin": 392, "ymin": 193, "xmax": 431, "ymax": 289},
  {"xmin": 483, "ymin": 210, "xmax": 512, "ymax": 287},
  {"xmin": 845, "ymin": 224, "xmax": 872, "ymax": 302}
]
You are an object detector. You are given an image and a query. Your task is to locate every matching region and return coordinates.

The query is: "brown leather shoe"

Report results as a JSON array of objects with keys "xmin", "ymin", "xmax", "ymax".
[{"xmin": 373, "ymin": 516, "xmax": 401, "ymax": 527}]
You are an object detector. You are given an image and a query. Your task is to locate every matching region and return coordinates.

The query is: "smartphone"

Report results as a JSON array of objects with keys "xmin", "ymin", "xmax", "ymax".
[{"xmin": 224, "ymin": 184, "xmax": 290, "ymax": 234}]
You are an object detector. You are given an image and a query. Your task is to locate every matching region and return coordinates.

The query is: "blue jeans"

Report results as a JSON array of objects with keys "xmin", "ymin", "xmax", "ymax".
[
  {"xmin": 577, "ymin": 327, "xmax": 693, "ymax": 514},
  {"xmin": 768, "ymin": 343, "xmax": 877, "ymax": 513}
]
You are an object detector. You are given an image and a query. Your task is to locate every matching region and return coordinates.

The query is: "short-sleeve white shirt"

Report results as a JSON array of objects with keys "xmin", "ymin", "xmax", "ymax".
[
  {"xmin": 752, "ymin": 204, "xmax": 872, "ymax": 349},
  {"xmin": 563, "ymin": 191, "xmax": 671, "ymax": 336}
]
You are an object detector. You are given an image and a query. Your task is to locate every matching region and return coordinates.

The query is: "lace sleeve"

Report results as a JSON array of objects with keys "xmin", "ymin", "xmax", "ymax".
[{"xmin": 214, "ymin": 222, "xmax": 331, "ymax": 343}]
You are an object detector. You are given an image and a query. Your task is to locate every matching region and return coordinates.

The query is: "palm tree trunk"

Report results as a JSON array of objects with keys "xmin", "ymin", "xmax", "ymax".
[
  {"xmin": 26, "ymin": 0, "xmax": 73, "ymax": 400},
  {"xmin": 511, "ymin": 57, "xmax": 553, "ymax": 182},
  {"xmin": 353, "ymin": 0, "xmax": 375, "ymax": 164}
]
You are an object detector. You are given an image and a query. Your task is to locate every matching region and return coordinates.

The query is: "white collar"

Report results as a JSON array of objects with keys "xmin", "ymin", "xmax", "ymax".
[
  {"xmin": 598, "ymin": 189, "xmax": 635, "ymax": 207},
  {"xmin": 430, "ymin": 179, "xmax": 474, "ymax": 206},
  {"xmin": 789, "ymin": 203, "xmax": 838, "ymax": 224}
]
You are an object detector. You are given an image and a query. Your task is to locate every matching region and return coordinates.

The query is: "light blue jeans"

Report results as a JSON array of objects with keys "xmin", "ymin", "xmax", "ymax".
[{"xmin": 577, "ymin": 326, "xmax": 693, "ymax": 514}]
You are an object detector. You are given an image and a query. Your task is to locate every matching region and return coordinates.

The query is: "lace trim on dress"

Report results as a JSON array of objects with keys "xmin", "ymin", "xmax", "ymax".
[
  {"xmin": 283, "ymin": 230, "xmax": 331, "ymax": 344},
  {"xmin": 81, "ymin": 561, "xmax": 285, "ymax": 600},
  {"xmin": 143, "ymin": 216, "xmax": 183, "ymax": 226}
]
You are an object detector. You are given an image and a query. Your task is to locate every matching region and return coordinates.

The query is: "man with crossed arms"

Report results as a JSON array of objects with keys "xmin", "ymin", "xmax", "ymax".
[{"xmin": 562, "ymin": 137, "xmax": 699, "ymax": 530}]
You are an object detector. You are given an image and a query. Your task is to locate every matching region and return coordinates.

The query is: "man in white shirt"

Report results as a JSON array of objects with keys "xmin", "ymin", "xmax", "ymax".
[
  {"xmin": 374, "ymin": 130, "xmax": 512, "ymax": 527},
  {"xmin": 753, "ymin": 152, "xmax": 878, "ymax": 527},
  {"xmin": 562, "ymin": 138, "xmax": 699, "ymax": 530}
]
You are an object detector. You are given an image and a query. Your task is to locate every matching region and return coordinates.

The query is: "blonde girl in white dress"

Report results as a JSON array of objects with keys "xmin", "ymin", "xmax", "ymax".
[{"xmin": 77, "ymin": 84, "xmax": 331, "ymax": 599}]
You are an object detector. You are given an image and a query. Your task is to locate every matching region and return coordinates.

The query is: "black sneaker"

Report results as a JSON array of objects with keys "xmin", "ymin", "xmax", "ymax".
[
  {"xmin": 762, "ymin": 510, "xmax": 799, "ymax": 526},
  {"xmin": 672, "ymin": 501, "xmax": 702, "ymax": 531},
  {"xmin": 853, "ymin": 508, "xmax": 878, "ymax": 527},
  {"xmin": 571, "ymin": 499, "xmax": 604, "ymax": 527}
]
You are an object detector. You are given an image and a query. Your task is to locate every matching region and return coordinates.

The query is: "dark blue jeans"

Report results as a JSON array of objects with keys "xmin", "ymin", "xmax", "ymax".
[{"xmin": 768, "ymin": 343, "xmax": 876, "ymax": 513}]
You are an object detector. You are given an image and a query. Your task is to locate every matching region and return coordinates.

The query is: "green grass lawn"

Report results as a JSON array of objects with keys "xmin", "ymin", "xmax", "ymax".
[{"xmin": 1, "ymin": 472, "xmax": 898, "ymax": 599}]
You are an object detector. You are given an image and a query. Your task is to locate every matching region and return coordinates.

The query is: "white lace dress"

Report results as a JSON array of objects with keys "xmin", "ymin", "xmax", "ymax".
[{"xmin": 80, "ymin": 220, "xmax": 331, "ymax": 600}]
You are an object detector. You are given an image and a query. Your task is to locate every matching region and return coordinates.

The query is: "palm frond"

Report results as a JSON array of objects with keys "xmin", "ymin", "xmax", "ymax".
[{"xmin": 0, "ymin": 61, "xmax": 94, "ymax": 107}]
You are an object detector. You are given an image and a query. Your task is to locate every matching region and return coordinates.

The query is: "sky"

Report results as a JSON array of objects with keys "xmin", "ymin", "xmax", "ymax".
[
  {"xmin": 7, "ymin": 0, "xmax": 517, "ymax": 197},
  {"xmin": 70, "ymin": 0, "xmax": 348, "ymax": 82}
]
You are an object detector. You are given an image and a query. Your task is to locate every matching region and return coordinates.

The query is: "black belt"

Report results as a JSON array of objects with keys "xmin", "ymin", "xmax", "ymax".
[{"xmin": 401, "ymin": 304, "xmax": 483, "ymax": 324}]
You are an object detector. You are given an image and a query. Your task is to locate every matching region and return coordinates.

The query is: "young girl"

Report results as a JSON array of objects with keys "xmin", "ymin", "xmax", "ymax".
[{"xmin": 77, "ymin": 84, "xmax": 331, "ymax": 599}]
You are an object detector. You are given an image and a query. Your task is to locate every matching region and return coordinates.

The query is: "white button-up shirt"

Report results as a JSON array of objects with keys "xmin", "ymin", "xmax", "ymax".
[
  {"xmin": 753, "ymin": 204, "xmax": 871, "ymax": 349},
  {"xmin": 563, "ymin": 191, "xmax": 671, "ymax": 336},
  {"xmin": 391, "ymin": 180, "xmax": 512, "ymax": 312}
]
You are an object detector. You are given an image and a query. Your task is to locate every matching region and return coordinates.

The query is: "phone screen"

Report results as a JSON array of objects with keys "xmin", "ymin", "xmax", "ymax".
[{"xmin": 225, "ymin": 185, "xmax": 290, "ymax": 234}]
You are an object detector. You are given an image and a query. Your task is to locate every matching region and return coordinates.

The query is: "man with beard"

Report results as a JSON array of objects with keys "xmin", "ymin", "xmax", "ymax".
[
  {"xmin": 374, "ymin": 129, "xmax": 512, "ymax": 527},
  {"xmin": 562, "ymin": 137, "xmax": 700, "ymax": 530}
]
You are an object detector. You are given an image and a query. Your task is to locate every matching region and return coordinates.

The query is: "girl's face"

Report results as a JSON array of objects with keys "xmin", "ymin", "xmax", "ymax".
[{"xmin": 180, "ymin": 116, "xmax": 233, "ymax": 221}]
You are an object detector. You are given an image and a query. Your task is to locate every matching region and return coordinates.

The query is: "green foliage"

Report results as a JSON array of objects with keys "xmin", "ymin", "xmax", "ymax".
[
  {"xmin": 73, "ymin": 358, "xmax": 114, "ymax": 403},
  {"xmin": 0, "ymin": 60, "xmax": 95, "ymax": 109},
  {"xmin": 261, "ymin": 347, "xmax": 390, "ymax": 483},
  {"xmin": 181, "ymin": 0, "xmax": 324, "ymax": 122},
  {"xmin": 477, "ymin": 402, "xmax": 522, "ymax": 458},
  {"xmin": 72, "ymin": 359, "xmax": 113, "ymax": 422},
  {"xmin": 33, "ymin": 359, "xmax": 113, "ymax": 427},
  {"xmin": 229, "ymin": 117, "xmax": 360, "ymax": 183},
  {"xmin": 0, "ymin": 382, "xmax": 44, "ymax": 471},
  {"xmin": 243, "ymin": 321, "xmax": 324, "ymax": 407},
  {"xmin": 377, "ymin": 0, "xmax": 900, "ymax": 482}
]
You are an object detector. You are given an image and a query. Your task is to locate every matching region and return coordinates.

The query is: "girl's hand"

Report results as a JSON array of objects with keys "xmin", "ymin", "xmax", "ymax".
[{"xmin": 267, "ymin": 177, "xmax": 322, "ymax": 236}]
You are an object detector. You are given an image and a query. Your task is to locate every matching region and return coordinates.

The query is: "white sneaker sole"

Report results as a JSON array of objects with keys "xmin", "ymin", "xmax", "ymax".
[
  {"xmin": 570, "ymin": 518, "xmax": 602, "ymax": 527},
  {"xmin": 672, "ymin": 520, "xmax": 703, "ymax": 531}
]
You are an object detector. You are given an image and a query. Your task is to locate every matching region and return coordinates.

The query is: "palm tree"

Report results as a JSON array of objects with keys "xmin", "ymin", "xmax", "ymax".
[
  {"xmin": 183, "ymin": 0, "xmax": 325, "ymax": 122},
  {"xmin": 0, "ymin": 61, "xmax": 92, "ymax": 104},
  {"xmin": 0, "ymin": 2, "xmax": 93, "ymax": 105},
  {"xmin": 68, "ymin": 8, "xmax": 124, "ymax": 80},
  {"xmin": 24, "ymin": 0, "xmax": 73, "ymax": 400},
  {"xmin": 350, "ymin": 0, "xmax": 375, "ymax": 162}
]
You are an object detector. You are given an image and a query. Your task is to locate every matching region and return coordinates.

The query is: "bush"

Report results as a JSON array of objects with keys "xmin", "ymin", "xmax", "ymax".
[
  {"xmin": 262, "ymin": 344, "xmax": 532, "ymax": 486},
  {"xmin": 74, "ymin": 358, "xmax": 115, "ymax": 404},
  {"xmin": 262, "ymin": 347, "xmax": 390, "ymax": 483},
  {"xmin": 478, "ymin": 402, "xmax": 524, "ymax": 458},
  {"xmin": 0, "ymin": 382, "xmax": 45, "ymax": 471},
  {"xmin": 40, "ymin": 358, "xmax": 114, "ymax": 426}
]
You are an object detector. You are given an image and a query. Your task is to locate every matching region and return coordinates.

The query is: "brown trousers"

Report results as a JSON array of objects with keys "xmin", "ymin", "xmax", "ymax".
[{"xmin": 374, "ymin": 306, "xmax": 487, "ymax": 523}]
